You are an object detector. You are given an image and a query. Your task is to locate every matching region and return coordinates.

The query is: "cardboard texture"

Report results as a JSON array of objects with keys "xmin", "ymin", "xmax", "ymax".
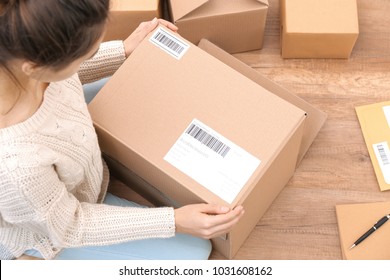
[
  {"xmin": 104, "ymin": 0, "xmax": 161, "ymax": 41},
  {"xmin": 335, "ymin": 201, "xmax": 390, "ymax": 260},
  {"xmin": 280, "ymin": 0, "xmax": 359, "ymax": 58},
  {"xmin": 167, "ymin": 0, "xmax": 269, "ymax": 54},
  {"xmin": 88, "ymin": 26, "xmax": 325, "ymax": 258},
  {"xmin": 356, "ymin": 101, "xmax": 390, "ymax": 191},
  {"xmin": 198, "ymin": 39, "xmax": 327, "ymax": 164}
]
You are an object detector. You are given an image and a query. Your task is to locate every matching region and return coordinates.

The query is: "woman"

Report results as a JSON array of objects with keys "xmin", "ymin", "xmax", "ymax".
[{"xmin": 0, "ymin": 0, "xmax": 244, "ymax": 260}]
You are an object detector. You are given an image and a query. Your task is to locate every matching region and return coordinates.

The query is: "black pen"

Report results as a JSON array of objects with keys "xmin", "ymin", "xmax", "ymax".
[{"xmin": 349, "ymin": 214, "xmax": 390, "ymax": 250}]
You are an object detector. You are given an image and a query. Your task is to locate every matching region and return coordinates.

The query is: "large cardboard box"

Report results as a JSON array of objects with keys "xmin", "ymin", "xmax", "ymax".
[
  {"xmin": 280, "ymin": 0, "xmax": 359, "ymax": 58},
  {"xmin": 88, "ymin": 26, "xmax": 326, "ymax": 258},
  {"xmin": 166, "ymin": 0, "xmax": 269, "ymax": 54},
  {"xmin": 104, "ymin": 0, "xmax": 161, "ymax": 41}
]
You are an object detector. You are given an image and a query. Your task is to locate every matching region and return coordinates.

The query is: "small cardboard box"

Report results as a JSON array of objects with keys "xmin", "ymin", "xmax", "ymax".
[
  {"xmin": 104, "ymin": 0, "xmax": 162, "ymax": 41},
  {"xmin": 280, "ymin": 0, "xmax": 359, "ymax": 58},
  {"xmin": 166, "ymin": 0, "xmax": 269, "ymax": 54},
  {"xmin": 88, "ymin": 26, "xmax": 326, "ymax": 258}
]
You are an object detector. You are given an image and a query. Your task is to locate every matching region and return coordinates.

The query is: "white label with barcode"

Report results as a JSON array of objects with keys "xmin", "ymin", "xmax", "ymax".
[
  {"xmin": 373, "ymin": 141, "xmax": 390, "ymax": 184},
  {"xmin": 383, "ymin": 106, "xmax": 390, "ymax": 129},
  {"xmin": 164, "ymin": 119, "xmax": 261, "ymax": 203},
  {"xmin": 149, "ymin": 27, "xmax": 189, "ymax": 60}
]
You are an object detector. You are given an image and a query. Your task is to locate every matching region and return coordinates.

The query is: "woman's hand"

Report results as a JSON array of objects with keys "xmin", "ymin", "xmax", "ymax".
[
  {"xmin": 174, "ymin": 204, "xmax": 245, "ymax": 239},
  {"xmin": 123, "ymin": 18, "xmax": 178, "ymax": 57}
]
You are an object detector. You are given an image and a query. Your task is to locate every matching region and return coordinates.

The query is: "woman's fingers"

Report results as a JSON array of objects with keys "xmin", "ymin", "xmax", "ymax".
[{"xmin": 174, "ymin": 204, "xmax": 245, "ymax": 239}]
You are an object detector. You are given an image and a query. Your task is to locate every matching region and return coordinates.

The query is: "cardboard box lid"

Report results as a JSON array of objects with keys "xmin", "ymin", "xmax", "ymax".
[
  {"xmin": 170, "ymin": 0, "xmax": 268, "ymax": 22},
  {"xmin": 282, "ymin": 0, "xmax": 359, "ymax": 34},
  {"xmin": 335, "ymin": 201, "xmax": 390, "ymax": 260},
  {"xmin": 88, "ymin": 26, "xmax": 306, "ymax": 206},
  {"xmin": 110, "ymin": 0, "xmax": 159, "ymax": 11},
  {"xmin": 198, "ymin": 39, "xmax": 327, "ymax": 164}
]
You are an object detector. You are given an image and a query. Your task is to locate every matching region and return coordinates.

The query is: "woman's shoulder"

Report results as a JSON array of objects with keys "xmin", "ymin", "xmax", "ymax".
[{"xmin": 0, "ymin": 139, "xmax": 53, "ymax": 173}]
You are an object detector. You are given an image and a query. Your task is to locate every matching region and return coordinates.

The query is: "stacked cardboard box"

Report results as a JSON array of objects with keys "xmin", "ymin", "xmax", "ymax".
[{"xmin": 88, "ymin": 26, "xmax": 326, "ymax": 258}]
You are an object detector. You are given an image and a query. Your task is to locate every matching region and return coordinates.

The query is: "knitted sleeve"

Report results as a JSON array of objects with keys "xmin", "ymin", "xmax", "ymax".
[
  {"xmin": 78, "ymin": 40, "xmax": 126, "ymax": 85},
  {"xmin": 0, "ymin": 163, "xmax": 175, "ymax": 249}
]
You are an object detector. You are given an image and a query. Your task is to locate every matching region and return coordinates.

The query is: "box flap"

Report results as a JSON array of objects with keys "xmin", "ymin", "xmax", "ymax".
[
  {"xmin": 198, "ymin": 39, "xmax": 327, "ymax": 164},
  {"xmin": 177, "ymin": 0, "xmax": 269, "ymax": 19},
  {"xmin": 256, "ymin": 0, "xmax": 269, "ymax": 6},
  {"xmin": 169, "ymin": 0, "xmax": 209, "ymax": 21}
]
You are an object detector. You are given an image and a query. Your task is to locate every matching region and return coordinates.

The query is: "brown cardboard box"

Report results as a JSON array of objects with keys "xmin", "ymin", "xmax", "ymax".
[
  {"xmin": 166, "ymin": 0, "xmax": 269, "ymax": 54},
  {"xmin": 104, "ymin": 0, "xmax": 161, "ymax": 41},
  {"xmin": 88, "ymin": 26, "xmax": 326, "ymax": 258},
  {"xmin": 335, "ymin": 201, "xmax": 390, "ymax": 260},
  {"xmin": 280, "ymin": 0, "xmax": 359, "ymax": 58},
  {"xmin": 199, "ymin": 39, "xmax": 327, "ymax": 165}
]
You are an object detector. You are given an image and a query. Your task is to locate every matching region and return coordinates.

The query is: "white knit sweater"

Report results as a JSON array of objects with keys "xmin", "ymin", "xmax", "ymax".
[{"xmin": 0, "ymin": 41, "xmax": 175, "ymax": 260}]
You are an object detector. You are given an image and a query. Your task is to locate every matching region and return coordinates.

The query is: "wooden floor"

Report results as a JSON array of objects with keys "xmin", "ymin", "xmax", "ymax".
[
  {"xmin": 206, "ymin": 0, "xmax": 390, "ymax": 260},
  {"xmin": 107, "ymin": 0, "xmax": 390, "ymax": 261}
]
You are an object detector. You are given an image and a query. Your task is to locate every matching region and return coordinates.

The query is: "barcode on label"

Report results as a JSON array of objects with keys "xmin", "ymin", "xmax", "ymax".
[
  {"xmin": 149, "ymin": 27, "xmax": 189, "ymax": 59},
  {"xmin": 376, "ymin": 143, "xmax": 390, "ymax": 165},
  {"xmin": 186, "ymin": 124, "xmax": 231, "ymax": 158}
]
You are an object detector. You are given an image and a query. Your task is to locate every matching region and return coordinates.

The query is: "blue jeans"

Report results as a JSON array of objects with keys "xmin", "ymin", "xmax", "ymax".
[
  {"xmin": 25, "ymin": 193, "xmax": 212, "ymax": 260},
  {"xmin": 83, "ymin": 77, "xmax": 110, "ymax": 103}
]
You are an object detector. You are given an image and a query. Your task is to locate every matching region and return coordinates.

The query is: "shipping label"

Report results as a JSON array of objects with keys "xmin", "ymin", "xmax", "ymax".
[
  {"xmin": 164, "ymin": 119, "xmax": 261, "ymax": 203},
  {"xmin": 149, "ymin": 27, "xmax": 189, "ymax": 60}
]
